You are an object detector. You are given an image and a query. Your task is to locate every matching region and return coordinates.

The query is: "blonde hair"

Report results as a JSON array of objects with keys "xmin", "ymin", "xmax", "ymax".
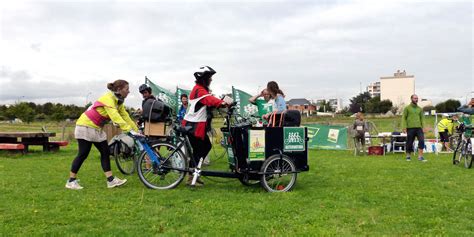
[{"xmin": 356, "ymin": 112, "xmax": 364, "ymax": 120}]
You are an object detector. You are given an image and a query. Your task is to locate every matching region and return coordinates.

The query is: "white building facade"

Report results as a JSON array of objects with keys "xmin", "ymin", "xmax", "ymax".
[
  {"xmin": 380, "ymin": 70, "xmax": 415, "ymax": 108},
  {"xmin": 367, "ymin": 82, "xmax": 381, "ymax": 98}
]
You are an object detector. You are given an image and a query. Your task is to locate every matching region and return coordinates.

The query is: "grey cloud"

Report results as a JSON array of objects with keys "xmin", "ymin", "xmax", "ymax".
[
  {"xmin": 0, "ymin": 67, "xmax": 32, "ymax": 81},
  {"xmin": 1, "ymin": 1, "xmax": 472, "ymax": 107}
]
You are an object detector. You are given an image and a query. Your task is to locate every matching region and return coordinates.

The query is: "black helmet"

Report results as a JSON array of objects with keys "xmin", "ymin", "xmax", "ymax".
[
  {"xmin": 194, "ymin": 66, "xmax": 216, "ymax": 81},
  {"xmin": 139, "ymin": 84, "xmax": 152, "ymax": 94}
]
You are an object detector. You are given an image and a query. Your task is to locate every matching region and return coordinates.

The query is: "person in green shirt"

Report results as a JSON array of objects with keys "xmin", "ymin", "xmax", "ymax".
[
  {"xmin": 401, "ymin": 94, "xmax": 427, "ymax": 162},
  {"xmin": 249, "ymin": 88, "xmax": 273, "ymax": 118}
]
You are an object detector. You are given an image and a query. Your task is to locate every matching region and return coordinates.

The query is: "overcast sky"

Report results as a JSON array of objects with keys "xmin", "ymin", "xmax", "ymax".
[{"xmin": 0, "ymin": 0, "xmax": 472, "ymax": 109}]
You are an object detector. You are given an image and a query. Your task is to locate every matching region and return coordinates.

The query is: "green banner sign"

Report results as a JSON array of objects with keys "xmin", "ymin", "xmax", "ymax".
[
  {"xmin": 145, "ymin": 77, "xmax": 178, "ymax": 114},
  {"xmin": 305, "ymin": 124, "xmax": 347, "ymax": 150},
  {"xmin": 284, "ymin": 127, "xmax": 306, "ymax": 151},
  {"xmin": 222, "ymin": 132, "xmax": 235, "ymax": 165},
  {"xmin": 256, "ymin": 99, "xmax": 273, "ymax": 117},
  {"xmin": 232, "ymin": 87, "xmax": 259, "ymax": 118}
]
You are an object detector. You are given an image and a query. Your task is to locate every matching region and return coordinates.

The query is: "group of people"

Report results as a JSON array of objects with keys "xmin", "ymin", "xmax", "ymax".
[
  {"xmin": 65, "ymin": 66, "xmax": 287, "ymax": 190},
  {"xmin": 65, "ymin": 64, "xmax": 472, "ymax": 190},
  {"xmin": 352, "ymin": 95, "xmax": 474, "ymax": 162}
]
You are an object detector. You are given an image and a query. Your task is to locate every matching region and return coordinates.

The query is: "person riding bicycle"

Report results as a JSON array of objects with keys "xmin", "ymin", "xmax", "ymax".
[
  {"xmin": 65, "ymin": 79, "xmax": 139, "ymax": 190},
  {"xmin": 182, "ymin": 66, "xmax": 232, "ymax": 186}
]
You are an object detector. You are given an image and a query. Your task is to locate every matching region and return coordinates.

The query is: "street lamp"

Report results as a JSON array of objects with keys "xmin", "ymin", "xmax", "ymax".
[
  {"xmin": 85, "ymin": 92, "xmax": 92, "ymax": 105},
  {"xmin": 17, "ymin": 96, "xmax": 25, "ymax": 103},
  {"xmin": 466, "ymin": 91, "xmax": 474, "ymax": 104}
]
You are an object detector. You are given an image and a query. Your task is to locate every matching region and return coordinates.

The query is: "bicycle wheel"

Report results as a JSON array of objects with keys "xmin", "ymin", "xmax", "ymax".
[
  {"xmin": 464, "ymin": 142, "xmax": 473, "ymax": 169},
  {"xmin": 452, "ymin": 140, "xmax": 463, "ymax": 165},
  {"xmin": 137, "ymin": 142, "xmax": 187, "ymax": 190},
  {"xmin": 114, "ymin": 143, "xmax": 136, "ymax": 175},
  {"xmin": 260, "ymin": 154, "xmax": 297, "ymax": 192},
  {"xmin": 238, "ymin": 173, "xmax": 260, "ymax": 186}
]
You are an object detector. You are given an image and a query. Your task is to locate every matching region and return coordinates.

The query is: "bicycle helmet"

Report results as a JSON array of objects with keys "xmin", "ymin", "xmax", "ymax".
[
  {"xmin": 194, "ymin": 66, "xmax": 216, "ymax": 81},
  {"xmin": 139, "ymin": 84, "xmax": 152, "ymax": 94}
]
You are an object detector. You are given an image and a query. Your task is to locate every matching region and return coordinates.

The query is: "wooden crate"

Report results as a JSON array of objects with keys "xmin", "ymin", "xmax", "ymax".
[
  {"xmin": 103, "ymin": 124, "xmax": 122, "ymax": 142},
  {"xmin": 144, "ymin": 122, "xmax": 166, "ymax": 136}
]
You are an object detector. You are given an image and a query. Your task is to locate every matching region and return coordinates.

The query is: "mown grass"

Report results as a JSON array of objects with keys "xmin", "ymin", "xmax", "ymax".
[{"xmin": 1, "ymin": 140, "xmax": 473, "ymax": 236}]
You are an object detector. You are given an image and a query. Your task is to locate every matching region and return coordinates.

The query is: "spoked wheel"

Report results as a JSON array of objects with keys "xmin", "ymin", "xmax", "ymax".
[
  {"xmin": 464, "ymin": 142, "xmax": 472, "ymax": 169},
  {"xmin": 137, "ymin": 142, "xmax": 187, "ymax": 190},
  {"xmin": 238, "ymin": 173, "xmax": 260, "ymax": 186},
  {"xmin": 114, "ymin": 143, "xmax": 136, "ymax": 175},
  {"xmin": 452, "ymin": 140, "xmax": 463, "ymax": 165},
  {"xmin": 260, "ymin": 154, "xmax": 297, "ymax": 192}
]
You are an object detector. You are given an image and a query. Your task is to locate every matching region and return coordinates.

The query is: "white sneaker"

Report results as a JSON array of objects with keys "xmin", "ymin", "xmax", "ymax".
[
  {"xmin": 107, "ymin": 177, "xmax": 127, "ymax": 188},
  {"xmin": 65, "ymin": 180, "xmax": 83, "ymax": 190}
]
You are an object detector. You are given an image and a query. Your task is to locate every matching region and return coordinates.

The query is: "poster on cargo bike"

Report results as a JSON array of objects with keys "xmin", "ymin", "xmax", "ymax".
[{"xmin": 248, "ymin": 129, "xmax": 265, "ymax": 160}]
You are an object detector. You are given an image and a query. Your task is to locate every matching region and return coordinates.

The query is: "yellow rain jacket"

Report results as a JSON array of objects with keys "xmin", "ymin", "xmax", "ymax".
[
  {"xmin": 437, "ymin": 118, "xmax": 454, "ymax": 135},
  {"xmin": 77, "ymin": 91, "xmax": 138, "ymax": 132}
]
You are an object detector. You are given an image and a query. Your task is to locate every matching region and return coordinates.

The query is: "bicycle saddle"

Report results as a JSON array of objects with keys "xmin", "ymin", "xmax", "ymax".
[{"xmin": 174, "ymin": 125, "xmax": 193, "ymax": 135}]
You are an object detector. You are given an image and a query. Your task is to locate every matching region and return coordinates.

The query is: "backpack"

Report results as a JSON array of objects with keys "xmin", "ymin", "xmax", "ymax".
[{"xmin": 142, "ymin": 99, "xmax": 171, "ymax": 122}]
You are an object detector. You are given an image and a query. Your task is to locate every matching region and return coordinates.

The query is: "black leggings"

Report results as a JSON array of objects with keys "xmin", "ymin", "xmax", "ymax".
[
  {"xmin": 188, "ymin": 135, "xmax": 212, "ymax": 169},
  {"xmin": 71, "ymin": 139, "xmax": 111, "ymax": 173}
]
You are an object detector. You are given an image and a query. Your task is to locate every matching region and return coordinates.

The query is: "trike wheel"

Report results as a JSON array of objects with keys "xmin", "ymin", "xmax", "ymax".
[
  {"xmin": 113, "ymin": 143, "xmax": 136, "ymax": 175},
  {"xmin": 464, "ymin": 143, "xmax": 472, "ymax": 169},
  {"xmin": 260, "ymin": 154, "xmax": 297, "ymax": 192},
  {"xmin": 137, "ymin": 142, "xmax": 187, "ymax": 190},
  {"xmin": 452, "ymin": 140, "xmax": 463, "ymax": 165}
]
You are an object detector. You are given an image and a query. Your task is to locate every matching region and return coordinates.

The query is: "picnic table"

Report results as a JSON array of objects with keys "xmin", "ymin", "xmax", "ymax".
[{"xmin": 0, "ymin": 132, "xmax": 67, "ymax": 152}]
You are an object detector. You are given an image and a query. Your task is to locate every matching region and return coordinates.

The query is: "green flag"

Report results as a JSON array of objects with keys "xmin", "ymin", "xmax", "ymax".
[
  {"xmin": 232, "ymin": 87, "xmax": 259, "ymax": 118},
  {"xmin": 255, "ymin": 99, "xmax": 273, "ymax": 117},
  {"xmin": 175, "ymin": 87, "xmax": 191, "ymax": 112},
  {"xmin": 145, "ymin": 77, "xmax": 178, "ymax": 114}
]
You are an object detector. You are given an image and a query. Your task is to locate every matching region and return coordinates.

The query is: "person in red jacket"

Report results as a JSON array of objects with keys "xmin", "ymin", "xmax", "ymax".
[{"xmin": 182, "ymin": 66, "xmax": 230, "ymax": 186}]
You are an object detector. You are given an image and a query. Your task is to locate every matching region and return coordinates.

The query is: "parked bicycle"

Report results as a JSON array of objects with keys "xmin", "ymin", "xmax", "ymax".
[{"xmin": 452, "ymin": 114, "xmax": 473, "ymax": 168}]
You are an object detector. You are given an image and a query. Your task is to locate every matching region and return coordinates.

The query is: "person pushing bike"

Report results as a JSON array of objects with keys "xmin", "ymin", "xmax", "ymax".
[{"xmin": 66, "ymin": 79, "xmax": 139, "ymax": 190}]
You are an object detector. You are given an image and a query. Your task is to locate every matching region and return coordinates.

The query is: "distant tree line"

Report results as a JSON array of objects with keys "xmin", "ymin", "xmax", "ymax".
[
  {"xmin": 0, "ymin": 102, "xmax": 138, "ymax": 123},
  {"xmin": 0, "ymin": 102, "xmax": 87, "ymax": 123},
  {"xmin": 348, "ymin": 92, "xmax": 461, "ymax": 115},
  {"xmin": 349, "ymin": 92, "xmax": 393, "ymax": 114},
  {"xmin": 422, "ymin": 99, "xmax": 461, "ymax": 113}
]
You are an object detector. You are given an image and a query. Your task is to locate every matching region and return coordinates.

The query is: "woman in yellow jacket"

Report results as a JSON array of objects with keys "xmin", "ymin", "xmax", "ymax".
[
  {"xmin": 65, "ymin": 79, "xmax": 139, "ymax": 190},
  {"xmin": 437, "ymin": 115, "xmax": 458, "ymax": 151}
]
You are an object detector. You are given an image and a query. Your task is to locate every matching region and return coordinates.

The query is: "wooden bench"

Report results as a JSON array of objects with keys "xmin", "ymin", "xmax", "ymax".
[
  {"xmin": 0, "ymin": 143, "xmax": 25, "ymax": 154},
  {"xmin": 47, "ymin": 141, "xmax": 69, "ymax": 152}
]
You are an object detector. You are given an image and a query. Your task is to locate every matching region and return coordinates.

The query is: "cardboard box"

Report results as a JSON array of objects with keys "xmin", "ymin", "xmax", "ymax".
[
  {"xmin": 144, "ymin": 122, "xmax": 166, "ymax": 136},
  {"xmin": 103, "ymin": 124, "xmax": 122, "ymax": 142}
]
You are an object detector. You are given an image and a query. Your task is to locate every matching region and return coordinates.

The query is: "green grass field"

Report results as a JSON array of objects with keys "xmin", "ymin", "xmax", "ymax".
[
  {"xmin": 1, "ymin": 117, "xmax": 473, "ymax": 235},
  {"xmin": 1, "ymin": 141, "xmax": 474, "ymax": 235}
]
